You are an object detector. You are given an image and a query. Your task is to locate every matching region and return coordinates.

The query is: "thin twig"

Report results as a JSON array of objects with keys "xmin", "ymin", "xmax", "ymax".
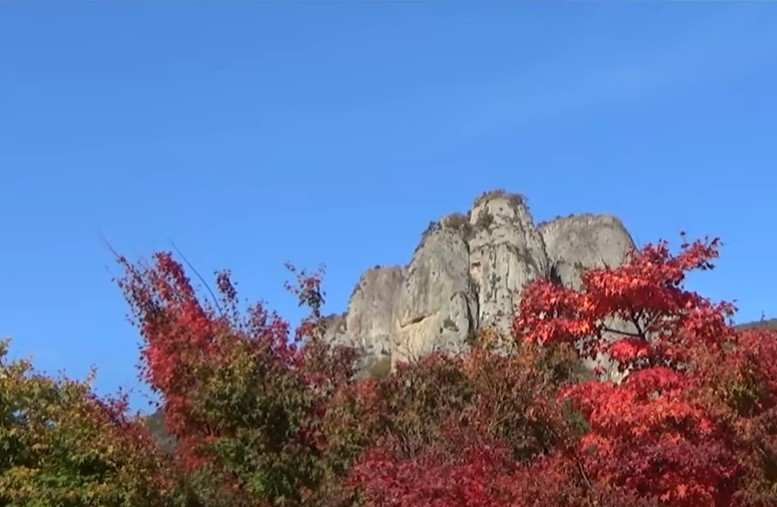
[{"xmin": 169, "ymin": 239, "xmax": 224, "ymax": 317}]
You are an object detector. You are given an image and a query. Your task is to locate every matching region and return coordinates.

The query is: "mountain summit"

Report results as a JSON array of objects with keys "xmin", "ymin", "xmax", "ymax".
[{"xmin": 323, "ymin": 189, "xmax": 636, "ymax": 379}]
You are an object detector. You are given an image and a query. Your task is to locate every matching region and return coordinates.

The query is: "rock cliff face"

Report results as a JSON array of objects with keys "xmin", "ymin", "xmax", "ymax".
[{"xmin": 324, "ymin": 190, "xmax": 637, "ymax": 379}]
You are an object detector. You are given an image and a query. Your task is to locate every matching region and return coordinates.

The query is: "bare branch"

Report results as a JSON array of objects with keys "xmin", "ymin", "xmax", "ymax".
[{"xmin": 169, "ymin": 239, "xmax": 224, "ymax": 317}]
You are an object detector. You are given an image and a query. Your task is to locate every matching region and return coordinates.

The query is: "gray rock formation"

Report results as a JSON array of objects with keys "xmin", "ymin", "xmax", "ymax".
[
  {"xmin": 467, "ymin": 192, "xmax": 550, "ymax": 338},
  {"xmin": 539, "ymin": 214, "xmax": 634, "ymax": 290},
  {"xmin": 324, "ymin": 189, "xmax": 637, "ymax": 379},
  {"xmin": 322, "ymin": 266, "xmax": 404, "ymax": 378},
  {"xmin": 344, "ymin": 266, "xmax": 405, "ymax": 357},
  {"xmin": 393, "ymin": 226, "xmax": 477, "ymax": 365}
]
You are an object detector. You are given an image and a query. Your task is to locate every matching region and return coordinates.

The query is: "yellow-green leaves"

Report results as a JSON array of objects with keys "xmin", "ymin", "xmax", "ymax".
[{"xmin": 0, "ymin": 338, "xmax": 188, "ymax": 507}]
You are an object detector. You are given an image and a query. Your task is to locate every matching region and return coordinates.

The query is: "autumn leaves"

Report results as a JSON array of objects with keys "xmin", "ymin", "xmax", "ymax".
[{"xmin": 2, "ymin": 235, "xmax": 776, "ymax": 506}]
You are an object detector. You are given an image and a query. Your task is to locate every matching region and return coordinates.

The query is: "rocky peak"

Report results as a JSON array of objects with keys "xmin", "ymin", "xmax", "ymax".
[
  {"xmin": 466, "ymin": 191, "xmax": 550, "ymax": 337},
  {"xmin": 539, "ymin": 213, "xmax": 633, "ymax": 289},
  {"xmin": 324, "ymin": 189, "xmax": 637, "ymax": 379}
]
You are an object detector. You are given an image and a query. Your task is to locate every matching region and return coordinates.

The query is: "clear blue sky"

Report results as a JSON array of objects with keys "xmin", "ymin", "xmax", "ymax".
[{"xmin": 2, "ymin": 3, "xmax": 776, "ymax": 413}]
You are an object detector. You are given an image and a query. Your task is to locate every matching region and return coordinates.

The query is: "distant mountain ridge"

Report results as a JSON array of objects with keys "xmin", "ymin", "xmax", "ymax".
[{"xmin": 736, "ymin": 318, "xmax": 777, "ymax": 330}]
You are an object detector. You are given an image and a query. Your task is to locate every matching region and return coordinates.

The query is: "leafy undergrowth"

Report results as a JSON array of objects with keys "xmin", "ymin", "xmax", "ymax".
[{"xmin": 3, "ymin": 233, "xmax": 777, "ymax": 506}]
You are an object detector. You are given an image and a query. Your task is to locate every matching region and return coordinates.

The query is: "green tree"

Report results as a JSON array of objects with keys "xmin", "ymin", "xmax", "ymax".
[{"xmin": 0, "ymin": 338, "xmax": 190, "ymax": 507}]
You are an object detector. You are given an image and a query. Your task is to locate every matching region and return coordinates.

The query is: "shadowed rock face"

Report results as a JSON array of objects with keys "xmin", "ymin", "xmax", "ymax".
[
  {"xmin": 325, "ymin": 189, "xmax": 638, "ymax": 378},
  {"xmin": 142, "ymin": 410, "xmax": 176, "ymax": 455}
]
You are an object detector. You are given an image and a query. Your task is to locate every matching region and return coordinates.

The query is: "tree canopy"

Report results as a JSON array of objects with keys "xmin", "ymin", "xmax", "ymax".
[{"xmin": 3, "ymin": 234, "xmax": 777, "ymax": 506}]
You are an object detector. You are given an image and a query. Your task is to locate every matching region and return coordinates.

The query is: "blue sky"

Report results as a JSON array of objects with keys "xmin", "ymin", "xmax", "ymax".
[{"xmin": 1, "ymin": 3, "xmax": 776, "ymax": 413}]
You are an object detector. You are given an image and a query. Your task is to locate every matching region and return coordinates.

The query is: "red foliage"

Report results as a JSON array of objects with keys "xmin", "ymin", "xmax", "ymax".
[
  {"xmin": 346, "ymin": 235, "xmax": 777, "ymax": 506},
  {"xmin": 512, "ymin": 235, "xmax": 775, "ymax": 506},
  {"xmin": 104, "ymin": 235, "xmax": 777, "ymax": 506},
  {"xmin": 115, "ymin": 253, "xmax": 357, "ymax": 505}
]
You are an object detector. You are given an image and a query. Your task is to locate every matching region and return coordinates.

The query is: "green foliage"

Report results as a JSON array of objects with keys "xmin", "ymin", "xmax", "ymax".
[{"xmin": 0, "ymin": 339, "xmax": 189, "ymax": 507}]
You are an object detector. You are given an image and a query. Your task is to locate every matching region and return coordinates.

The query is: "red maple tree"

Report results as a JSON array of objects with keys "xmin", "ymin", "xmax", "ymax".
[
  {"xmin": 347, "ymin": 234, "xmax": 777, "ymax": 506},
  {"xmin": 7, "ymin": 232, "xmax": 775, "ymax": 506}
]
